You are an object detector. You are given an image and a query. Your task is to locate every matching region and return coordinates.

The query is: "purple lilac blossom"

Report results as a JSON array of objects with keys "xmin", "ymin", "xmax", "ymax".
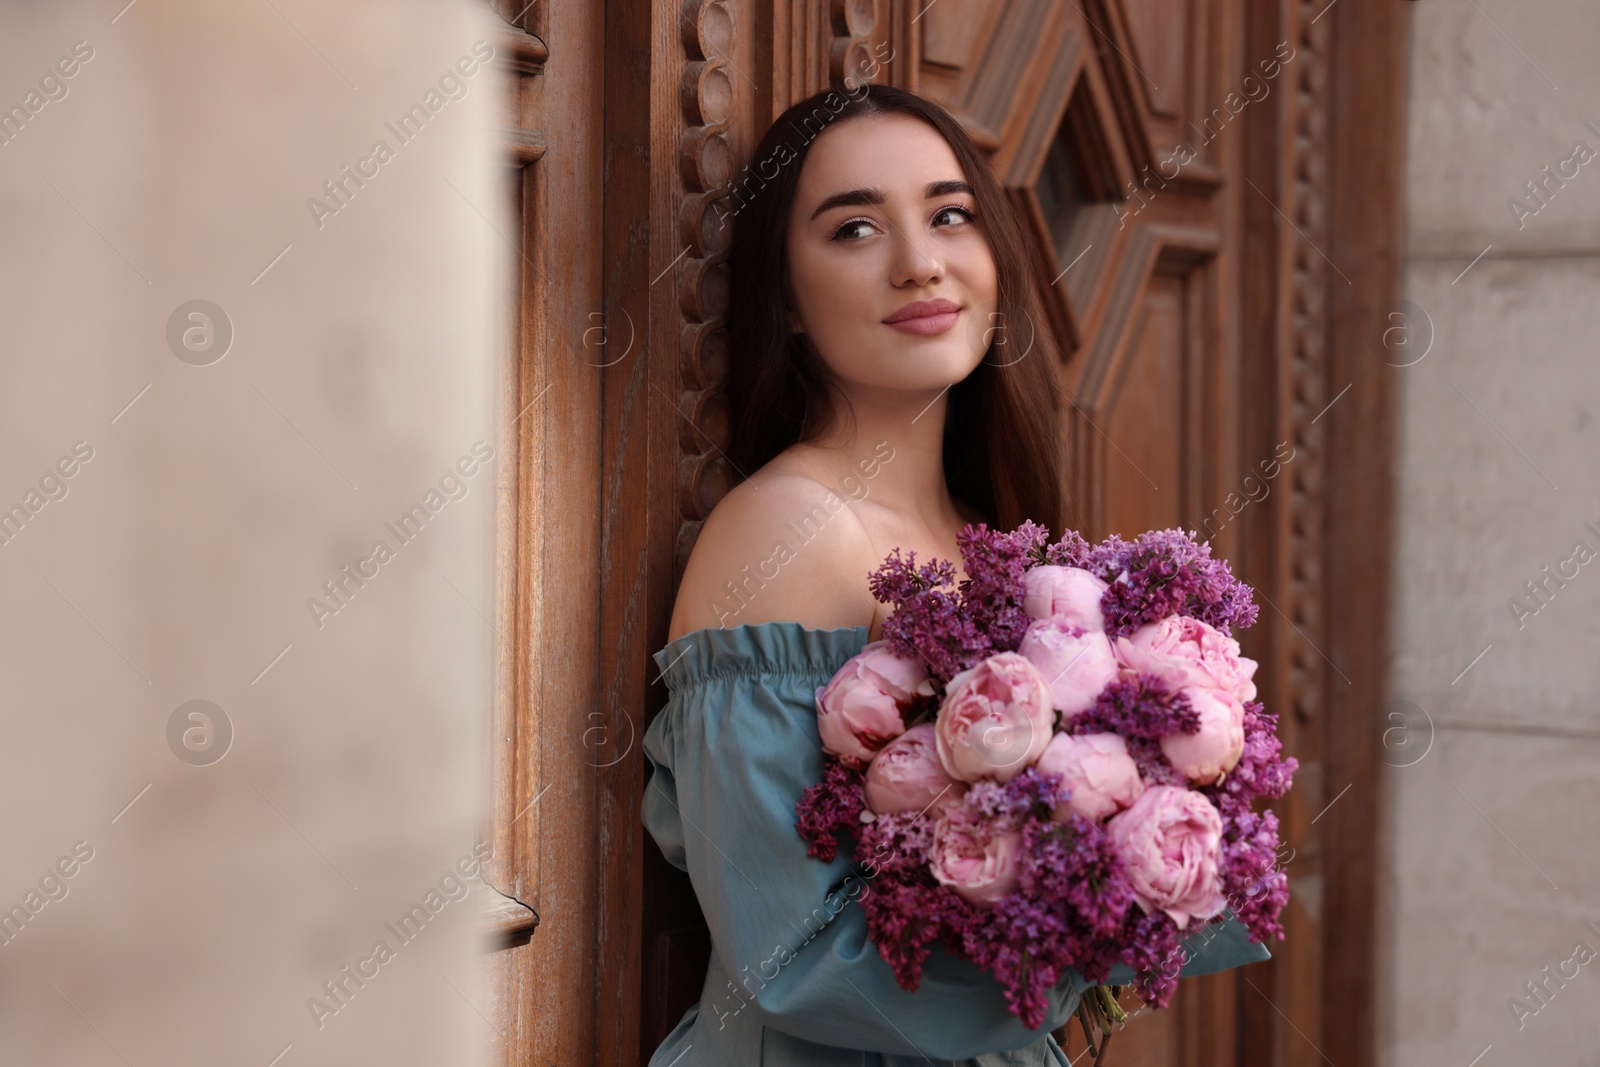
[
  {"xmin": 956, "ymin": 815, "xmax": 1135, "ymax": 1028},
  {"xmin": 1203, "ymin": 700, "xmax": 1298, "ymax": 818},
  {"xmin": 1069, "ymin": 673, "xmax": 1201, "ymax": 740},
  {"xmin": 957, "ymin": 767, "xmax": 1064, "ymax": 826},
  {"xmin": 1078, "ymin": 527, "xmax": 1259, "ymax": 639},
  {"xmin": 953, "ymin": 521, "xmax": 1051, "ymax": 654},
  {"xmin": 867, "ymin": 549, "xmax": 991, "ymax": 684},
  {"xmin": 854, "ymin": 808, "xmax": 940, "ymax": 882},
  {"xmin": 1066, "ymin": 672, "xmax": 1199, "ymax": 788},
  {"xmin": 1109, "ymin": 906, "xmax": 1188, "ymax": 1008},
  {"xmin": 1042, "ymin": 528, "xmax": 1093, "ymax": 569},
  {"xmin": 794, "ymin": 758, "xmax": 866, "ymax": 863},
  {"xmin": 858, "ymin": 879, "xmax": 978, "ymax": 992},
  {"xmin": 1217, "ymin": 807, "xmax": 1291, "ymax": 943}
]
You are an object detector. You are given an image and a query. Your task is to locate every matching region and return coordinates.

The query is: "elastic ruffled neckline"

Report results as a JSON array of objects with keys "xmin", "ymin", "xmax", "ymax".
[{"xmin": 651, "ymin": 620, "xmax": 871, "ymax": 692}]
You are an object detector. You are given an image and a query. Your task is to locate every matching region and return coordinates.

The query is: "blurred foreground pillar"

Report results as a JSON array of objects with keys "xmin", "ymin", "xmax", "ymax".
[{"xmin": 0, "ymin": 2, "xmax": 506, "ymax": 1064}]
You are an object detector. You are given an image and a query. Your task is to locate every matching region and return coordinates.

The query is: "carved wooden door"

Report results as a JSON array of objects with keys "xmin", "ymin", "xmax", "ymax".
[{"xmin": 478, "ymin": 0, "xmax": 1402, "ymax": 1064}]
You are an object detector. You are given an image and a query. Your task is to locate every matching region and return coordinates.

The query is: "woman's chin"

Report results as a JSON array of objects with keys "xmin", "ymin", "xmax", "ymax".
[
  {"xmin": 828, "ymin": 341, "xmax": 986, "ymax": 394},
  {"xmin": 904, "ymin": 344, "xmax": 987, "ymax": 384}
]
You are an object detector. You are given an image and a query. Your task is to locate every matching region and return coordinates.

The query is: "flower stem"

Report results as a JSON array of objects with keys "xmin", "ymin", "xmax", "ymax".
[
  {"xmin": 1075, "ymin": 1000, "xmax": 1101, "ymax": 1059},
  {"xmin": 1095, "ymin": 983, "xmax": 1127, "ymax": 1026}
]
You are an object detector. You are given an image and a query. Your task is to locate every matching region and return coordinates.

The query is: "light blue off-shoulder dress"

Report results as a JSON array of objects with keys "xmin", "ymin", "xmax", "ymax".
[{"xmin": 642, "ymin": 620, "xmax": 1271, "ymax": 1066}]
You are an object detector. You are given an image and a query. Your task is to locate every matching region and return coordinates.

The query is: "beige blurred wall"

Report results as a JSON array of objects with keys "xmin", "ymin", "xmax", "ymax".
[
  {"xmin": 0, "ymin": 2, "xmax": 507, "ymax": 1064},
  {"xmin": 1383, "ymin": 1, "xmax": 1600, "ymax": 1063}
]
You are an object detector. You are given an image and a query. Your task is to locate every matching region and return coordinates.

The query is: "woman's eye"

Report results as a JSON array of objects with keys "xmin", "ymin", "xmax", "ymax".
[
  {"xmin": 830, "ymin": 217, "xmax": 876, "ymax": 241},
  {"xmin": 829, "ymin": 206, "xmax": 975, "ymax": 241}
]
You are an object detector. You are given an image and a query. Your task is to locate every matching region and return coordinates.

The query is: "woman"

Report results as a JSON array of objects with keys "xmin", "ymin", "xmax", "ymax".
[{"xmin": 642, "ymin": 84, "xmax": 1268, "ymax": 1065}]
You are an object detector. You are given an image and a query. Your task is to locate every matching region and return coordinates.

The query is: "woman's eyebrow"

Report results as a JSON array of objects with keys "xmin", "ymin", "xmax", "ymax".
[{"xmin": 807, "ymin": 179, "xmax": 974, "ymax": 221}]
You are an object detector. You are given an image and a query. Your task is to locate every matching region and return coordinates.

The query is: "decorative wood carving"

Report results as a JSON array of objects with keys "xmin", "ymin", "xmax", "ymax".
[
  {"xmin": 829, "ymin": 0, "xmax": 878, "ymax": 89},
  {"xmin": 671, "ymin": 0, "xmax": 738, "ymax": 584},
  {"xmin": 493, "ymin": 22, "xmax": 548, "ymax": 166},
  {"xmin": 1286, "ymin": 1, "xmax": 1329, "ymax": 730}
]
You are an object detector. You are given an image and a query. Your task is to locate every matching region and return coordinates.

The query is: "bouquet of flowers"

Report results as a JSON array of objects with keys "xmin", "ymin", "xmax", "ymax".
[{"xmin": 794, "ymin": 521, "xmax": 1297, "ymax": 1041}]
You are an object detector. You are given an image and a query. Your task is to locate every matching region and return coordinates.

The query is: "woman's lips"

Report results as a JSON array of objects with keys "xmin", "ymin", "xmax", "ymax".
[{"xmin": 885, "ymin": 309, "xmax": 959, "ymax": 336}]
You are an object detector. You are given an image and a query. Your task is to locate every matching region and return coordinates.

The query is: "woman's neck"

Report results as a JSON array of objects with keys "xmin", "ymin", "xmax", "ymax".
[{"xmin": 801, "ymin": 382, "xmax": 962, "ymax": 532}]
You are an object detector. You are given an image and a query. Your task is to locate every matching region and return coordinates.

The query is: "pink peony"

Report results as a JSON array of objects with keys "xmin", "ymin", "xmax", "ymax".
[
  {"xmin": 1161, "ymin": 686, "xmax": 1245, "ymax": 785},
  {"xmin": 1021, "ymin": 565, "xmax": 1109, "ymax": 632},
  {"xmin": 1016, "ymin": 616, "xmax": 1120, "ymax": 720},
  {"xmin": 863, "ymin": 724, "xmax": 967, "ymax": 817},
  {"xmin": 814, "ymin": 640, "xmax": 935, "ymax": 768},
  {"xmin": 934, "ymin": 652, "xmax": 1055, "ymax": 783},
  {"xmin": 1106, "ymin": 785, "xmax": 1227, "ymax": 929},
  {"xmin": 1035, "ymin": 732, "xmax": 1145, "ymax": 823},
  {"xmin": 1113, "ymin": 615, "xmax": 1258, "ymax": 703},
  {"xmin": 928, "ymin": 808, "xmax": 1024, "ymax": 907}
]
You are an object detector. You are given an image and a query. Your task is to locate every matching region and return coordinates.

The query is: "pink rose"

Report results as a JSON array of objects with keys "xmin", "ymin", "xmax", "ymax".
[
  {"xmin": 1021, "ymin": 565, "xmax": 1109, "ymax": 632},
  {"xmin": 1106, "ymin": 785, "xmax": 1226, "ymax": 929},
  {"xmin": 1161, "ymin": 686, "xmax": 1245, "ymax": 785},
  {"xmin": 934, "ymin": 652, "xmax": 1055, "ymax": 783},
  {"xmin": 863, "ymin": 724, "xmax": 967, "ymax": 817},
  {"xmin": 928, "ymin": 809, "xmax": 1023, "ymax": 907},
  {"xmin": 1035, "ymin": 732, "xmax": 1145, "ymax": 823},
  {"xmin": 815, "ymin": 640, "xmax": 935, "ymax": 768},
  {"xmin": 1016, "ymin": 617, "xmax": 1119, "ymax": 720},
  {"xmin": 1113, "ymin": 615, "xmax": 1258, "ymax": 703}
]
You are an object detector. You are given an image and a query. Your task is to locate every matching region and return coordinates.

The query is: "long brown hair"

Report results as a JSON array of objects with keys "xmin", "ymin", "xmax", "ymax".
[{"xmin": 722, "ymin": 83, "xmax": 1069, "ymax": 537}]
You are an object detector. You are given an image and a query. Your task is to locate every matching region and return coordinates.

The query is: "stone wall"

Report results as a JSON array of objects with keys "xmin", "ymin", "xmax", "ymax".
[{"xmin": 1383, "ymin": 2, "xmax": 1600, "ymax": 1062}]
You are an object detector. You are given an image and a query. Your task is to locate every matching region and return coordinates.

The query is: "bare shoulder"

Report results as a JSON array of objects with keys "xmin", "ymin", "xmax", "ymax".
[{"xmin": 666, "ymin": 471, "xmax": 879, "ymax": 642}]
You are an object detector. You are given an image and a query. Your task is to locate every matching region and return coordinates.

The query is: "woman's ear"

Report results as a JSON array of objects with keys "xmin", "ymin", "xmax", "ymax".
[{"xmin": 787, "ymin": 305, "xmax": 804, "ymax": 334}]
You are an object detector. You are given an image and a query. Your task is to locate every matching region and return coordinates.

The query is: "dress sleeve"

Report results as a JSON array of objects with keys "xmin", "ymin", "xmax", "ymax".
[{"xmin": 642, "ymin": 668, "xmax": 1089, "ymax": 1061}]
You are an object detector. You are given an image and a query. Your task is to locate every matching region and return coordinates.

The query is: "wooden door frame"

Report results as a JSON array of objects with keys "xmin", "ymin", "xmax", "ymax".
[
  {"xmin": 478, "ymin": 0, "xmax": 1409, "ymax": 1063},
  {"xmin": 1235, "ymin": 1, "xmax": 1407, "ymax": 1064}
]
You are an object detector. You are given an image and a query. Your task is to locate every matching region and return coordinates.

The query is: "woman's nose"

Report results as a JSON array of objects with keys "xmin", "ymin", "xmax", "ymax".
[{"xmin": 887, "ymin": 220, "xmax": 943, "ymax": 287}]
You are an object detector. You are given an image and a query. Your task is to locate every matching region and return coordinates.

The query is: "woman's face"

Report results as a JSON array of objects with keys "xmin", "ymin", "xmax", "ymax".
[{"xmin": 784, "ymin": 113, "xmax": 998, "ymax": 397}]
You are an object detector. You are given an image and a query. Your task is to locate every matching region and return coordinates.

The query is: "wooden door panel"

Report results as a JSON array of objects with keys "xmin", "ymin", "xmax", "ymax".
[
  {"xmin": 1102, "ymin": 272, "xmax": 1187, "ymax": 537},
  {"xmin": 1112, "ymin": 0, "xmax": 1226, "ymax": 170},
  {"xmin": 1085, "ymin": 1, "xmax": 1227, "ymax": 207},
  {"xmin": 1098, "ymin": 987, "xmax": 1182, "ymax": 1062},
  {"xmin": 917, "ymin": 0, "xmax": 1002, "ymax": 75},
  {"xmin": 914, "ymin": 0, "xmax": 1060, "ymax": 148},
  {"xmin": 1119, "ymin": 0, "xmax": 1191, "ymax": 121},
  {"xmin": 1068, "ymin": 231, "xmax": 1220, "ymax": 530}
]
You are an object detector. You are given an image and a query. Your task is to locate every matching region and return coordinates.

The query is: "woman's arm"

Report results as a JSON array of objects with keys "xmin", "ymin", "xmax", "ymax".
[{"xmin": 642, "ymin": 673, "xmax": 1086, "ymax": 1060}]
